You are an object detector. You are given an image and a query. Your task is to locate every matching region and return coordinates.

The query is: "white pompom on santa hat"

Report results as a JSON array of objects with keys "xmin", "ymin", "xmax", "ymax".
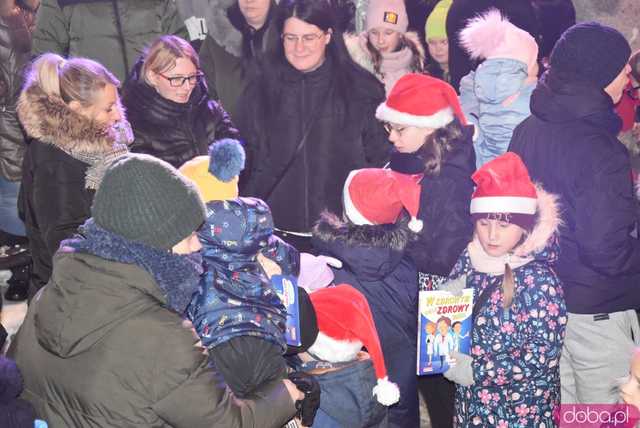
[
  {"xmin": 307, "ymin": 284, "xmax": 401, "ymax": 406},
  {"xmin": 376, "ymin": 73, "xmax": 467, "ymax": 129},
  {"xmin": 343, "ymin": 168, "xmax": 424, "ymax": 232}
]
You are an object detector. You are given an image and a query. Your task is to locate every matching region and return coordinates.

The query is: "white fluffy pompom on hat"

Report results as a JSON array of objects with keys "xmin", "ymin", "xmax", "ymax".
[
  {"xmin": 459, "ymin": 9, "xmax": 539, "ymax": 75},
  {"xmin": 307, "ymin": 284, "xmax": 401, "ymax": 406}
]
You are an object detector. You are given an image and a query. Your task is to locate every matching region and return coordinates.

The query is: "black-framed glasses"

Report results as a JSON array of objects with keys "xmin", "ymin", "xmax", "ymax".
[
  {"xmin": 281, "ymin": 32, "xmax": 325, "ymax": 47},
  {"xmin": 383, "ymin": 122, "xmax": 406, "ymax": 135},
  {"xmin": 158, "ymin": 72, "xmax": 204, "ymax": 87}
]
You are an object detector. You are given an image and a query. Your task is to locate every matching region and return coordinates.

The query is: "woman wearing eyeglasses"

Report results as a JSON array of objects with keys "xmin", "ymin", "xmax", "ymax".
[
  {"xmin": 236, "ymin": 0, "xmax": 389, "ymax": 252},
  {"xmin": 122, "ymin": 35, "xmax": 239, "ymax": 169}
]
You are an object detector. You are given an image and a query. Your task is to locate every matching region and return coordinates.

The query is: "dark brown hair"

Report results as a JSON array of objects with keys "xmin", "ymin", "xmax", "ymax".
[{"xmin": 419, "ymin": 119, "xmax": 464, "ymax": 177}]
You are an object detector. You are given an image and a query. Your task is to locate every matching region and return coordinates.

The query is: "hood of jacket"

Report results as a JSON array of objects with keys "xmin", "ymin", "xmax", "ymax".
[
  {"xmin": 205, "ymin": 0, "xmax": 278, "ymax": 58},
  {"xmin": 312, "ymin": 212, "xmax": 412, "ymax": 281},
  {"xmin": 469, "ymin": 58, "xmax": 533, "ymax": 105},
  {"xmin": 530, "ymin": 71, "xmax": 622, "ymax": 134},
  {"xmin": 34, "ymin": 251, "xmax": 167, "ymax": 358},
  {"xmin": 17, "ymin": 82, "xmax": 122, "ymax": 155},
  {"xmin": 510, "ymin": 185, "xmax": 562, "ymax": 265},
  {"xmin": 123, "ymin": 58, "xmax": 209, "ymax": 125}
]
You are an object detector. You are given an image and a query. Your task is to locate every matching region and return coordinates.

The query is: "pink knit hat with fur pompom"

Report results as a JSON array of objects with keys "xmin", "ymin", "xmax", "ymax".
[{"xmin": 460, "ymin": 9, "xmax": 538, "ymax": 74}]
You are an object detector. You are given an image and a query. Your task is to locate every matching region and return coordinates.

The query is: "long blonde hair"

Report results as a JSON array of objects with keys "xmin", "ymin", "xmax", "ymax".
[
  {"xmin": 28, "ymin": 53, "xmax": 119, "ymax": 107},
  {"xmin": 141, "ymin": 35, "xmax": 199, "ymax": 86}
]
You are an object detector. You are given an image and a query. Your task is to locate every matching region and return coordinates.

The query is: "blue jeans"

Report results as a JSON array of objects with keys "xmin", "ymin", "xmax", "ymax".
[
  {"xmin": 0, "ymin": 176, "xmax": 25, "ymax": 236},
  {"xmin": 299, "ymin": 358, "xmax": 387, "ymax": 428}
]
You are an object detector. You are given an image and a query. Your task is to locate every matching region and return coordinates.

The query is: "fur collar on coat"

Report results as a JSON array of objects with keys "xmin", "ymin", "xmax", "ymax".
[
  {"xmin": 17, "ymin": 82, "xmax": 123, "ymax": 156},
  {"xmin": 313, "ymin": 211, "xmax": 412, "ymax": 253},
  {"xmin": 205, "ymin": 0, "xmax": 242, "ymax": 57},
  {"xmin": 205, "ymin": 0, "xmax": 278, "ymax": 58}
]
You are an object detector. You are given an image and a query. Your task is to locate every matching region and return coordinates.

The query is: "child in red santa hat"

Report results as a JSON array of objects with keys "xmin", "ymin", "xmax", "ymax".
[
  {"xmin": 291, "ymin": 284, "xmax": 400, "ymax": 427},
  {"xmin": 439, "ymin": 152, "xmax": 567, "ymax": 427},
  {"xmin": 376, "ymin": 72, "xmax": 476, "ymax": 427},
  {"xmin": 312, "ymin": 167, "xmax": 421, "ymax": 427}
]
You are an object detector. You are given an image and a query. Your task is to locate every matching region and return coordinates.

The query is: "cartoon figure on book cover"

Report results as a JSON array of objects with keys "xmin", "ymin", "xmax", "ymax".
[
  {"xmin": 425, "ymin": 322, "xmax": 436, "ymax": 369},
  {"xmin": 435, "ymin": 316, "xmax": 455, "ymax": 366},
  {"xmin": 452, "ymin": 321, "xmax": 468, "ymax": 352}
]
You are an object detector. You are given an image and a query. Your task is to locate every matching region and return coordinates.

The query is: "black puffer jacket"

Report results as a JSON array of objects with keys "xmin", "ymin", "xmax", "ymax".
[
  {"xmin": 123, "ymin": 59, "xmax": 239, "ymax": 169},
  {"xmin": 237, "ymin": 54, "xmax": 390, "ymax": 233},
  {"xmin": 17, "ymin": 83, "xmax": 126, "ymax": 291},
  {"xmin": 0, "ymin": 5, "xmax": 36, "ymax": 181},
  {"xmin": 389, "ymin": 124, "xmax": 476, "ymax": 276}
]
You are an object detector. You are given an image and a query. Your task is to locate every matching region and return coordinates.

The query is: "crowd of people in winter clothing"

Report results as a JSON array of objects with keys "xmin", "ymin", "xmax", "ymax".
[{"xmin": 1, "ymin": 0, "xmax": 640, "ymax": 427}]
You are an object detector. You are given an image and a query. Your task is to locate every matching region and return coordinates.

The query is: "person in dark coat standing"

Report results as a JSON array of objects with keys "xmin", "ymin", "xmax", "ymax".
[
  {"xmin": 18, "ymin": 53, "xmax": 130, "ymax": 296},
  {"xmin": 445, "ymin": 0, "xmax": 538, "ymax": 92},
  {"xmin": 509, "ymin": 22, "xmax": 640, "ymax": 405},
  {"xmin": 237, "ymin": 0, "xmax": 390, "ymax": 252},
  {"xmin": 376, "ymin": 73, "xmax": 476, "ymax": 428},
  {"xmin": 199, "ymin": 0, "xmax": 281, "ymax": 120},
  {"xmin": 123, "ymin": 35, "xmax": 239, "ymax": 169}
]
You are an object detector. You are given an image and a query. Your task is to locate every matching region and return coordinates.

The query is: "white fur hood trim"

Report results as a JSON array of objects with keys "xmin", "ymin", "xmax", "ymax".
[{"xmin": 514, "ymin": 185, "xmax": 562, "ymax": 257}]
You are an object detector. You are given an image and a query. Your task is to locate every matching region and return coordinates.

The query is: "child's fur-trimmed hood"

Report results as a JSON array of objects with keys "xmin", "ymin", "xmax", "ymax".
[
  {"xmin": 313, "ymin": 211, "xmax": 414, "ymax": 281},
  {"xmin": 17, "ymin": 83, "xmax": 121, "ymax": 156},
  {"xmin": 313, "ymin": 211, "xmax": 412, "ymax": 252},
  {"xmin": 513, "ymin": 185, "xmax": 562, "ymax": 257}
]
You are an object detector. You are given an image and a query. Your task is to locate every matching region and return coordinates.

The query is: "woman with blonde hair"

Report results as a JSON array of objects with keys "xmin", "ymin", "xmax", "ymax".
[
  {"xmin": 18, "ymin": 53, "xmax": 130, "ymax": 295},
  {"xmin": 123, "ymin": 35, "xmax": 239, "ymax": 169}
]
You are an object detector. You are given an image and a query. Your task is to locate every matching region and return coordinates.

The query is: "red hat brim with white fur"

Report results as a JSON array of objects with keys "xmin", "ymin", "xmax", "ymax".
[{"xmin": 376, "ymin": 73, "xmax": 467, "ymax": 128}]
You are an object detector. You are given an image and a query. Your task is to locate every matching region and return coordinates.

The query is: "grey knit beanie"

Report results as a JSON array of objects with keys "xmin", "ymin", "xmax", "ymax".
[
  {"xmin": 92, "ymin": 154, "xmax": 206, "ymax": 250},
  {"xmin": 549, "ymin": 21, "xmax": 631, "ymax": 89}
]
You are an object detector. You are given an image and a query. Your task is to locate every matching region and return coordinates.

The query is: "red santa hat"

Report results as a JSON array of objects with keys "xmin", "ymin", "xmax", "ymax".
[
  {"xmin": 343, "ymin": 168, "xmax": 423, "ymax": 232},
  {"xmin": 376, "ymin": 73, "xmax": 467, "ymax": 129},
  {"xmin": 470, "ymin": 152, "xmax": 538, "ymax": 230},
  {"xmin": 308, "ymin": 284, "xmax": 400, "ymax": 406}
]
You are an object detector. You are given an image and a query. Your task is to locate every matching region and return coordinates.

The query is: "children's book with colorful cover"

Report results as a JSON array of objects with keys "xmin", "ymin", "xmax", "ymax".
[
  {"xmin": 271, "ymin": 274, "xmax": 302, "ymax": 347},
  {"xmin": 417, "ymin": 289, "xmax": 474, "ymax": 375}
]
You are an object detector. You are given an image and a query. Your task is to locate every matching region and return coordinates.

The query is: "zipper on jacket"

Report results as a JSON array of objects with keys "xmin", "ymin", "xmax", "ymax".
[
  {"xmin": 301, "ymin": 76, "xmax": 309, "ymax": 230},
  {"xmin": 184, "ymin": 103, "xmax": 199, "ymax": 156}
]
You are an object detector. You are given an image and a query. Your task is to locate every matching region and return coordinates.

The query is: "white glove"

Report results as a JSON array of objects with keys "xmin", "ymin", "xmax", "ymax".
[
  {"xmin": 317, "ymin": 255, "xmax": 343, "ymax": 269},
  {"xmin": 443, "ymin": 351, "xmax": 474, "ymax": 386}
]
